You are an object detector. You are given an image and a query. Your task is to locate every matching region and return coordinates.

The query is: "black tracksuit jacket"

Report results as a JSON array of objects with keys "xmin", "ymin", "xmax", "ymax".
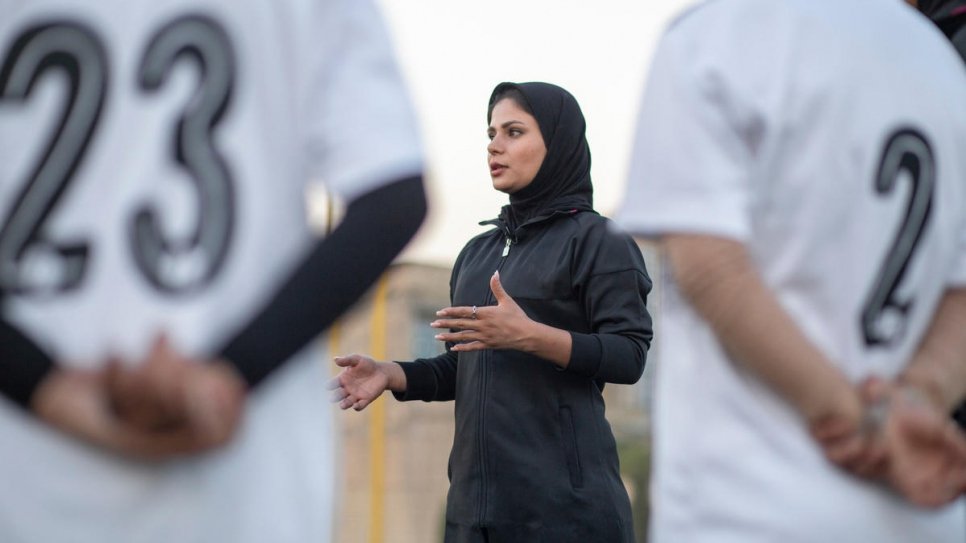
[{"xmin": 396, "ymin": 205, "xmax": 653, "ymax": 542}]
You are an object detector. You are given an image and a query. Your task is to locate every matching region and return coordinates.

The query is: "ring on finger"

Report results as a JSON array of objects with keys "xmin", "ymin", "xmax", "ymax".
[{"xmin": 471, "ymin": 305, "xmax": 478, "ymax": 319}]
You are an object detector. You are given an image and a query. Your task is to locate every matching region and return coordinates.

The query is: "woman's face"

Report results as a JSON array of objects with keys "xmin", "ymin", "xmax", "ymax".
[{"xmin": 487, "ymin": 98, "xmax": 547, "ymax": 194}]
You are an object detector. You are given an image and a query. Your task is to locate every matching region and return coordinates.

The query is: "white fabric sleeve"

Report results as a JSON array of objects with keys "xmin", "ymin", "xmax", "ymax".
[
  {"xmin": 616, "ymin": 24, "xmax": 758, "ymax": 242},
  {"xmin": 301, "ymin": 0, "xmax": 423, "ymax": 201}
]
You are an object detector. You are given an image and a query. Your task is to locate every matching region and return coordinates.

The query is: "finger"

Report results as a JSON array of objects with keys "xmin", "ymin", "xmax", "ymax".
[
  {"xmin": 905, "ymin": 476, "xmax": 953, "ymax": 509},
  {"xmin": 824, "ymin": 435, "xmax": 866, "ymax": 467},
  {"xmin": 330, "ymin": 388, "xmax": 348, "ymax": 403},
  {"xmin": 490, "ymin": 271, "xmax": 510, "ymax": 305},
  {"xmin": 431, "ymin": 319, "xmax": 476, "ymax": 330},
  {"xmin": 435, "ymin": 330, "xmax": 479, "ymax": 344},
  {"xmin": 104, "ymin": 355, "xmax": 123, "ymax": 379},
  {"xmin": 434, "ymin": 306, "xmax": 458, "ymax": 317},
  {"xmin": 935, "ymin": 472, "xmax": 966, "ymax": 505},
  {"xmin": 107, "ymin": 365, "xmax": 169, "ymax": 428},
  {"xmin": 434, "ymin": 328, "xmax": 476, "ymax": 339},
  {"xmin": 915, "ymin": 478, "xmax": 966, "ymax": 508},
  {"xmin": 339, "ymin": 396, "xmax": 357, "ymax": 410},
  {"xmin": 810, "ymin": 416, "xmax": 854, "ymax": 443},
  {"xmin": 149, "ymin": 331, "xmax": 169, "ymax": 354},
  {"xmin": 894, "ymin": 404, "xmax": 948, "ymax": 447},
  {"xmin": 105, "ymin": 357, "xmax": 134, "ymax": 399},
  {"xmin": 353, "ymin": 398, "xmax": 371, "ymax": 412},
  {"xmin": 145, "ymin": 332, "xmax": 182, "ymax": 369},
  {"xmin": 435, "ymin": 307, "xmax": 476, "ymax": 320},
  {"xmin": 952, "ymin": 467, "xmax": 966, "ymax": 496},
  {"xmin": 334, "ymin": 355, "xmax": 360, "ymax": 368},
  {"xmin": 324, "ymin": 377, "xmax": 343, "ymax": 391},
  {"xmin": 105, "ymin": 361, "xmax": 129, "ymax": 413},
  {"xmin": 187, "ymin": 390, "xmax": 228, "ymax": 443},
  {"xmin": 941, "ymin": 422, "xmax": 966, "ymax": 459},
  {"xmin": 859, "ymin": 376, "xmax": 891, "ymax": 412},
  {"xmin": 190, "ymin": 365, "xmax": 244, "ymax": 444},
  {"xmin": 852, "ymin": 442, "xmax": 889, "ymax": 479},
  {"xmin": 450, "ymin": 341, "xmax": 486, "ymax": 352}
]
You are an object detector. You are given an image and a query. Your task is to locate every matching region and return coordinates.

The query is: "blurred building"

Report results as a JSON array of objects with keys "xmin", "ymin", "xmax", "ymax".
[{"xmin": 327, "ymin": 240, "xmax": 661, "ymax": 543}]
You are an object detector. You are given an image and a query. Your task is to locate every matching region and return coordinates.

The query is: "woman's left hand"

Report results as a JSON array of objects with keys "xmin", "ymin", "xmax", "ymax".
[{"xmin": 432, "ymin": 271, "xmax": 535, "ymax": 352}]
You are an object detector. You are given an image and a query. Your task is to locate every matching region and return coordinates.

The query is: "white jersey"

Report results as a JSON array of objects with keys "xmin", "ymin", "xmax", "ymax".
[
  {"xmin": 0, "ymin": 0, "xmax": 422, "ymax": 541},
  {"xmin": 617, "ymin": 0, "xmax": 966, "ymax": 541}
]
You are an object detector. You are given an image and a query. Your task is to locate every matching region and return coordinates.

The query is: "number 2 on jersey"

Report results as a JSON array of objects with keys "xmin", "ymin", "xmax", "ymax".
[
  {"xmin": 0, "ymin": 23, "xmax": 105, "ymax": 295},
  {"xmin": 0, "ymin": 15, "xmax": 235, "ymax": 296},
  {"xmin": 861, "ymin": 128, "xmax": 934, "ymax": 347}
]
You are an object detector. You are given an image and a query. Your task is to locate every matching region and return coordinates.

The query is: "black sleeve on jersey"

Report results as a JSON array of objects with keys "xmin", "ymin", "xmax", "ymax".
[
  {"xmin": 0, "ymin": 315, "xmax": 55, "ymax": 410},
  {"xmin": 954, "ymin": 402, "xmax": 966, "ymax": 429},
  {"xmin": 218, "ymin": 175, "xmax": 427, "ymax": 388}
]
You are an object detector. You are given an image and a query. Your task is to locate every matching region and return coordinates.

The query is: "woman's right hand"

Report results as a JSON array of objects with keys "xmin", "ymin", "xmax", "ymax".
[{"xmin": 327, "ymin": 354, "xmax": 398, "ymax": 411}]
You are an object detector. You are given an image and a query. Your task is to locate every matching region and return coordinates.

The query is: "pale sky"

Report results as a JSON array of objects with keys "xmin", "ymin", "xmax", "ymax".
[{"xmin": 373, "ymin": 1, "xmax": 697, "ymax": 266}]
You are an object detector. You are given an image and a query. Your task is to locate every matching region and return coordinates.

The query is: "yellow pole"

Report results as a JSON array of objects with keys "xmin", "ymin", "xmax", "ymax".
[
  {"xmin": 327, "ymin": 322, "xmax": 341, "ymax": 370},
  {"xmin": 368, "ymin": 274, "xmax": 389, "ymax": 543}
]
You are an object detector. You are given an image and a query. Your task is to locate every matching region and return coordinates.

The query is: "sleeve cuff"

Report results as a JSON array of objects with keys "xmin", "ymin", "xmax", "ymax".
[
  {"xmin": 566, "ymin": 332, "xmax": 603, "ymax": 378},
  {"xmin": 391, "ymin": 361, "xmax": 438, "ymax": 402}
]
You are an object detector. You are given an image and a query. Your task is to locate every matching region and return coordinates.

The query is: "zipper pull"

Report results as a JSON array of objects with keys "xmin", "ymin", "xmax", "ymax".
[{"xmin": 502, "ymin": 237, "xmax": 511, "ymax": 257}]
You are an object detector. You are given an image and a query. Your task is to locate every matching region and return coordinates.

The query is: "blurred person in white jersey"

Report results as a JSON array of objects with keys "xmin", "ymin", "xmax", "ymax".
[
  {"xmin": 0, "ymin": 0, "xmax": 426, "ymax": 541},
  {"xmin": 617, "ymin": 0, "xmax": 966, "ymax": 541}
]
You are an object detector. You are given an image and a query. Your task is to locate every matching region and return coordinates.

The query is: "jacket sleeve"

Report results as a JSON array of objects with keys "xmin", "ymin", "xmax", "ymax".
[
  {"xmin": 566, "ymin": 219, "xmax": 653, "ymax": 384},
  {"xmin": 391, "ymin": 241, "xmax": 469, "ymax": 402},
  {"xmin": 392, "ymin": 348, "xmax": 458, "ymax": 402}
]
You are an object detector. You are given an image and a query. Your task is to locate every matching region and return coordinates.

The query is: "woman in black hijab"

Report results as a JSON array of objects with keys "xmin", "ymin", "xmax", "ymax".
[{"xmin": 330, "ymin": 82, "xmax": 653, "ymax": 543}]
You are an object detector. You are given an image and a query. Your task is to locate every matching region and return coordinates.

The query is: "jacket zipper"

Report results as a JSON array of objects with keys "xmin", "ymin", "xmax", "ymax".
[{"xmin": 478, "ymin": 232, "xmax": 513, "ymax": 527}]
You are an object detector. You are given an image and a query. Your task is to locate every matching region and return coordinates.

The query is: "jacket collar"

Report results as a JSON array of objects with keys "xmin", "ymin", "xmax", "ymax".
[{"xmin": 479, "ymin": 204, "xmax": 593, "ymax": 242}]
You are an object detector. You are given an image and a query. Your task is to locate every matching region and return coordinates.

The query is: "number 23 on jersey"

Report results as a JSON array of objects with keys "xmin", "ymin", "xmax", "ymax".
[{"xmin": 0, "ymin": 14, "xmax": 236, "ymax": 296}]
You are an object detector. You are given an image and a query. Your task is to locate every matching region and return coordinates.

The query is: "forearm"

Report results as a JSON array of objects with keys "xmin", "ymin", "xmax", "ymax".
[
  {"xmin": 521, "ymin": 322, "xmax": 572, "ymax": 368},
  {"xmin": 219, "ymin": 176, "xmax": 426, "ymax": 388},
  {"xmin": 665, "ymin": 234, "xmax": 860, "ymax": 424},
  {"xmin": 898, "ymin": 288, "xmax": 966, "ymax": 413}
]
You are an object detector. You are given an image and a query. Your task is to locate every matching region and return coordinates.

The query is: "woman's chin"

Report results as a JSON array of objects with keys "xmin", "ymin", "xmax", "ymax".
[
  {"xmin": 491, "ymin": 178, "xmax": 528, "ymax": 195},
  {"xmin": 491, "ymin": 180, "xmax": 514, "ymax": 194}
]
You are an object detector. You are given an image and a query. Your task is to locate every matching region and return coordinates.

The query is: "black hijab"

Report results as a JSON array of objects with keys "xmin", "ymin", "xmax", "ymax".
[
  {"xmin": 487, "ymin": 82, "xmax": 595, "ymax": 225},
  {"xmin": 917, "ymin": 1, "xmax": 966, "ymax": 61},
  {"xmin": 919, "ymin": 0, "xmax": 966, "ymax": 20}
]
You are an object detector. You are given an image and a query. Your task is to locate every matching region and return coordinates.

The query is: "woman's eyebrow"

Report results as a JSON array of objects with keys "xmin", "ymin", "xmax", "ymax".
[{"xmin": 488, "ymin": 119, "xmax": 526, "ymax": 132}]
